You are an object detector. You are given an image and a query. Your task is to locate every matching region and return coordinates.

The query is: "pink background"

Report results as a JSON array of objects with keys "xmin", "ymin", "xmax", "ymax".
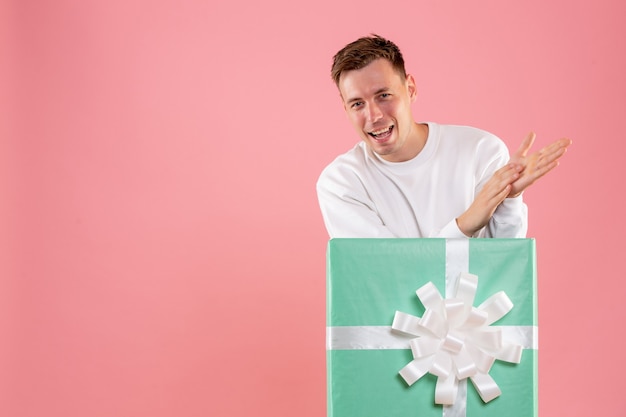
[{"xmin": 2, "ymin": 0, "xmax": 625, "ymax": 416}]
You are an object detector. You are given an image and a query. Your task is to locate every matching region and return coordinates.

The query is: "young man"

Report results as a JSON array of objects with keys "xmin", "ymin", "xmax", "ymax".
[{"xmin": 317, "ymin": 35, "xmax": 571, "ymax": 238}]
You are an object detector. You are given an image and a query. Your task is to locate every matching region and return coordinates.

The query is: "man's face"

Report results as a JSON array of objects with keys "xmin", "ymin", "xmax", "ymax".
[{"xmin": 338, "ymin": 58, "xmax": 419, "ymax": 162}]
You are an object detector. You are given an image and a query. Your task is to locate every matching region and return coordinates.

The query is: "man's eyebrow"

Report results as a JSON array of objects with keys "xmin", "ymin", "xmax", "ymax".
[
  {"xmin": 345, "ymin": 96, "xmax": 363, "ymax": 104},
  {"xmin": 345, "ymin": 88, "xmax": 390, "ymax": 104}
]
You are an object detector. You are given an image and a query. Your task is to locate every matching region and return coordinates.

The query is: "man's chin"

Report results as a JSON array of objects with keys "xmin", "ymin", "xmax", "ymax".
[{"xmin": 370, "ymin": 144, "xmax": 395, "ymax": 158}]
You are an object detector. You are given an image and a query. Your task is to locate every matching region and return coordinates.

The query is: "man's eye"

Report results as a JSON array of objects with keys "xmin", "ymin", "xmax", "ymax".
[
  {"xmin": 380, "ymin": 93, "xmax": 390, "ymax": 99},
  {"xmin": 352, "ymin": 102, "xmax": 364, "ymax": 109}
]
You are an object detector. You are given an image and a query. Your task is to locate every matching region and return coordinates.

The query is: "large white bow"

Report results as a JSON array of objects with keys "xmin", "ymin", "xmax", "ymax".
[{"xmin": 391, "ymin": 272, "xmax": 523, "ymax": 405}]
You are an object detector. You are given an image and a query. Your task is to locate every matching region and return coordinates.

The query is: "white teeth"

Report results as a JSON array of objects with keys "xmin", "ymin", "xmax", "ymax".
[{"xmin": 371, "ymin": 126, "xmax": 392, "ymax": 136}]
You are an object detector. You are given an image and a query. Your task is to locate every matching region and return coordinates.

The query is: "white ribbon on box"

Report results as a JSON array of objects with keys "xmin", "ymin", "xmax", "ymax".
[{"xmin": 326, "ymin": 239, "xmax": 538, "ymax": 417}]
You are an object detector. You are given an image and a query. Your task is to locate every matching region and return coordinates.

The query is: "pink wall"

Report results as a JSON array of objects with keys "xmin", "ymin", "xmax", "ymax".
[{"xmin": 3, "ymin": 0, "xmax": 625, "ymax": 416}]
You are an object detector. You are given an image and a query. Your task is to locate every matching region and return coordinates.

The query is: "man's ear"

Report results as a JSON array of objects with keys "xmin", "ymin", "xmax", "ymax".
[{"xmin": 406, "ymin": 74, "xmax": 417, "ymax": 102}]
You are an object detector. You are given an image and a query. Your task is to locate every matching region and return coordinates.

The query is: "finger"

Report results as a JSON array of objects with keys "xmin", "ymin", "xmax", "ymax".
[
  {"xmin": 531, "ymin": 139, "xmax": 571, "ymax": 166},
  {"xmin": 487, "ymin": 183, "xmax": 512, "ymax": 207},
  {"xmin": 529, "ymin": 160, "xmax": 559, "ymax": 180},
  {"xmin": 530, "ymin": 144, "xmax": 568, "ymax": 171},
  {"xmin": 514, "ymin": 132, "xmax": 536, "ymax": 158},
  {"xmin": 516, "ymin": 159, "xmax": 559, "ymax": 188},
  {"xmin": 500, "ymin": 162, "xmax": 523, "ymax": 179},
  {"xmin": 540, "ymin": 147, "xmax": 567, "ymax": 166},
  {"xmin": 483, "ymin": 164, "xmax": 520, "ymax": 196},
  {"xmin": 557, "ymin": 137, "xmax": 572, "ymax": 147},
  {"xmin": 540, "ymin": 138, "xmax": 572, "ymax": 155},
  {"xmin": 496, "ymin": 162, "xmax": 523, "ymax": 175},
  {"xmin": 492, "ymin": 184, "xmax": 511, "ymax": 205}
]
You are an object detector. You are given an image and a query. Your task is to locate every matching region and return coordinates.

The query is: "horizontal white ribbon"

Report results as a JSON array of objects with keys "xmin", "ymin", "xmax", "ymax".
[{"xmin": 326, "ymin": 325, "xmax": 537, "ymax": 350}]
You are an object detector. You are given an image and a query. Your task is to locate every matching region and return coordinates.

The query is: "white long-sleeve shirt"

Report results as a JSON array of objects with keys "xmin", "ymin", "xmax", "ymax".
[{"xmin": 316, "ymin": 122, "xmax": 528, "ymax": 238}]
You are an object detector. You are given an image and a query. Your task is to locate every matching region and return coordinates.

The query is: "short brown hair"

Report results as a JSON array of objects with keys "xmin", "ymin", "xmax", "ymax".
[{"xmin": 331, "ymin": 34, "xmax": 406, "ymax": 86}]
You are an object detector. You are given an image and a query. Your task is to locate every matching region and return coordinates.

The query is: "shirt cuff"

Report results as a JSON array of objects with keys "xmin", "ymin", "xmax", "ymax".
[
  {"xmin": 493, "ymin": 195, "xmax": 525, "ymax": 222},
  {"xmin": 436, "ymin": 219, "xmax": 471, "ymax": 239}
]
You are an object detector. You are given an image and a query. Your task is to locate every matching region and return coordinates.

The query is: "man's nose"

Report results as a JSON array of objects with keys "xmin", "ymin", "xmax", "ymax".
[{"xmin": 366, "ymin": 102, "xmax": 383, "ymax": 123}]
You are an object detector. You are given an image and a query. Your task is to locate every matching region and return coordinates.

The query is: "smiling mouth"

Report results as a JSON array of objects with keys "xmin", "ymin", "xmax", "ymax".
[{"xmin": 368, "ymin": 125, "xmax": 394, "ymax": 141}]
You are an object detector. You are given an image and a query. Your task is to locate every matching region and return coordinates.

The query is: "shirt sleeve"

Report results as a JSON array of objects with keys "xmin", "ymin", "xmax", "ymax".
[
  {"xmin": 430, "ymin": 219, "xmax": 471, "ymax": 239},
  {"xmin": 427, "ymin": 198, "xmax": 528, "ymax": 239},
  {"xmin": 483, "ymin": 195, "xmax": 528, "ymax": 238},
  {"xmin": 316, "ymin": 164, "xmax": 395, "ymax": 238}
]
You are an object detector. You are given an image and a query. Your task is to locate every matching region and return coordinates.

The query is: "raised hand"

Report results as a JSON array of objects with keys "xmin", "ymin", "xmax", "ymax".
[{"xmin": 508, "ymin": 132, "xmax": 572, "ymax": 198}]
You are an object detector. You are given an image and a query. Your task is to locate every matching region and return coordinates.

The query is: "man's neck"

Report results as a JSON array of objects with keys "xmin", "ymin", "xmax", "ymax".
[{"xmin": 402, "ymin": 122, "xmax": 429, "ymax": 161}]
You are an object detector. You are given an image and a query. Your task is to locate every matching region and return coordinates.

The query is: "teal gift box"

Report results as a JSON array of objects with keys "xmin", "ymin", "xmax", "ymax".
[{"xmin": 326, "ymin": 238, "xmax": 537, "ymax": 417}]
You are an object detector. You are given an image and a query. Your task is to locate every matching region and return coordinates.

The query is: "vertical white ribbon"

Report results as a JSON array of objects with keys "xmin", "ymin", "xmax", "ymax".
[{"xmin": 443, "ymin": 239, "xmax": 470, "ymax": 417}]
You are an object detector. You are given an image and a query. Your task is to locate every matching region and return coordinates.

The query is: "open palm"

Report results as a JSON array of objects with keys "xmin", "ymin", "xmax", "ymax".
[{"xmin": 508, "ymin": 132, "xmax": 572, "ymax": 198}]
